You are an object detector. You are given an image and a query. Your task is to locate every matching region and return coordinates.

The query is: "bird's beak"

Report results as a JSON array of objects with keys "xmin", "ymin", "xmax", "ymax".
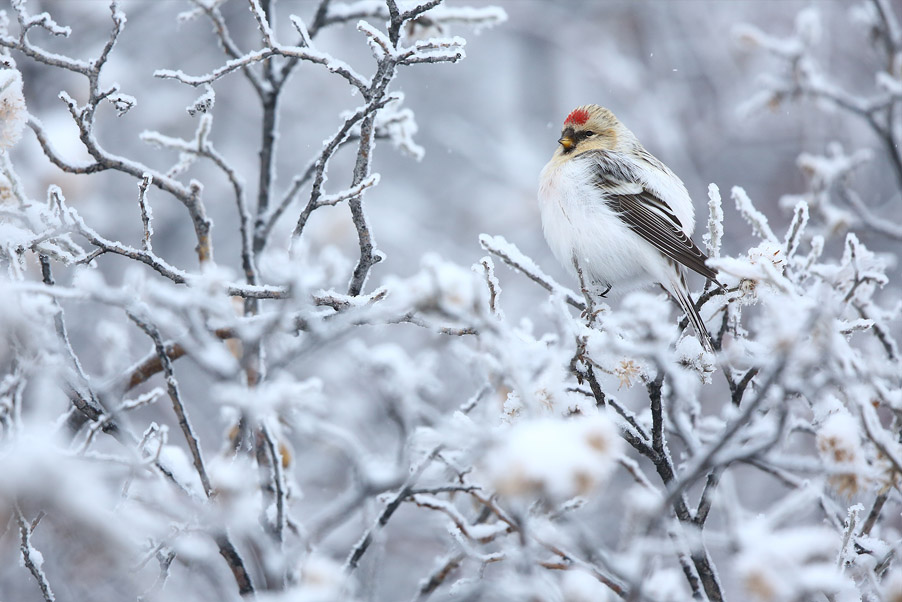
[{"xmin": 558, "ymin": 135, "xmax": 574, "ymax": 150}]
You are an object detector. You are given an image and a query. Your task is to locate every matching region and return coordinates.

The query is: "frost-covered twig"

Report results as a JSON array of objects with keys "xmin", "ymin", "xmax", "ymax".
[
  {"xmin": 154, "ymin": 31, "xmax": 369, "ymax": 95},
  {"xmin": 640, "ymin": 373, "xmax": 725, "ymax": 602},
  {"xmin": 345, "ymin": 385, "xmax": 487, "ymax": 571},
  {"xmin": 838, "ymin": 185, "xmax": 902, "ymax": 241},
  {"xmin": 65, "ymin": 203, "xmax": 285, "ymax": 299},
  {"xmin": 860, "ymin": 403, "xmax": 902, "ymax": 475},
  {"xmin": 141, "ymin": 113, "xmax": 259, "ymax": 288},
  {"xmin": 119, "ymin": 327, "xmax": 236, "ymax": 393},
  {"xmin": 288, "ymin": 96, "xmax": 396, "ymax": 243},
  {"xmin": 737, "ymin": 1, "xmax": 902, "ymax": 186},
  {"xmin": 255, "ymin": 421, "xmax": 288, "ymax": 546},
  {"xmin": 732, "ymin": 186, "xmax": 777, "ymax": 242},
  {"xmin": 479, "ymin": 234, "xmax": 585, "ymax": 310},
  {"xmin": 704, "ymin": 183, "xmax": 724, "ymax": 259},
  {"xmin": 126, "ymin": 310, "xmax": 213, "ymax": 497},
  {"xmin": 188, "ymin": 0, "xmax": 265, "ymax": 95},
  {"xmin": 345, "ymin": 446, "xmax": 444, "ymax": 571},
  {"xmin": 662, "ymin": 352, "xmax": 788, "ymax": 516},
  {"xmin": 5, "ymin": 1, "xmax": 216, "ymax": 264},
  {"xmin": 412, "ymin": 553, "xmax": 464, "ymax": 602},
  {"xmin": 137, "ymin": 174, "xmax": 154, "ymax": 252},
  {"xmin": 16, "ymin": 508, "xmax": 55, "ymax": 602}
]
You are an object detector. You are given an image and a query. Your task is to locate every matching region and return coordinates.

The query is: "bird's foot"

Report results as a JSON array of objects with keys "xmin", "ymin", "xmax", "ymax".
[{"xmin": 580, "ymin": 306, "xmax": 605, "ymax": 323}]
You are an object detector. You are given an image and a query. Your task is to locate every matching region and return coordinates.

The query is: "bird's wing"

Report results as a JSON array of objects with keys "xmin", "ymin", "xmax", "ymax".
[{"xmin": 586, "ymin": 151, "xmax": 720, "ymax": 284}]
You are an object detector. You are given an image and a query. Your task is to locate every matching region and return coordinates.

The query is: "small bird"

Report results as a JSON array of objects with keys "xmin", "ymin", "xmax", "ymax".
[{"xmin": 538, "ymin": 104, "xmax": 720, "ymax": 353}]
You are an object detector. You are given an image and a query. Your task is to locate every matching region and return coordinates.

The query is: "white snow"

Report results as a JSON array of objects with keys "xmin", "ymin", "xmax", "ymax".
[{"xmin": 484, "ymin": 413, "xmax": 622, "ymax": 501}]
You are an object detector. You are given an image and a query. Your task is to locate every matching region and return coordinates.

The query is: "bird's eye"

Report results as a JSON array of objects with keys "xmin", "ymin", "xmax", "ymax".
[{"xmin": 583, "ymin": 131, "xmax": 595, "ymax": 137}]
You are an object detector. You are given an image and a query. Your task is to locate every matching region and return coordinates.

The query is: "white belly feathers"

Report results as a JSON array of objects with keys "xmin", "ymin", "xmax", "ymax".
[{"xmin": 538, "ymin": 156, "xmax": 663, "ymax": 294}]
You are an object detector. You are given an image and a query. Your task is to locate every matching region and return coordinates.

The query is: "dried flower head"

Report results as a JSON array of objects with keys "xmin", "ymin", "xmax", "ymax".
[
  {"xmin": 485, "ymin": 413, "xmax": 621, "ymax": 502},
  {"xmin": 0, "ymin": 69, "xmax": 26, "ymax": 150},
  {"xmin": 816, "ymin": 411, "xmax": 870, "ymax": 496},
  {"xmin": 615, "ymin": 359, "xmax": 641, "ymax": 389}
]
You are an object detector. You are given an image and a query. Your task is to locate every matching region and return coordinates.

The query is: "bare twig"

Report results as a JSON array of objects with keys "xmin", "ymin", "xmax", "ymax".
[
  {"xmin": 479, "ymin": 234, "xmax": 585, "ymax": 310},
  {"xmin": 126, "ymin": 310, "xmax": 213, "ymax": 497},
  {"xmin": 137, "ymin": 174, "xmax": 154, "ymax": 252}
]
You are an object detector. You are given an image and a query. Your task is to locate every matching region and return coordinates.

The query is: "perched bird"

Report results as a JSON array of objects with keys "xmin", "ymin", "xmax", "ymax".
[{"xmin": 538, "ymin": 104, "xmax": 720, "ymax": 353}]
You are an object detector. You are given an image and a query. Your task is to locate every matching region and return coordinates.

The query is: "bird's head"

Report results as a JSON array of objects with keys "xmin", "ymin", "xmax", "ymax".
[{"xmin": 556, "ymin": 104, "xmax": 623, "ymax": 156}]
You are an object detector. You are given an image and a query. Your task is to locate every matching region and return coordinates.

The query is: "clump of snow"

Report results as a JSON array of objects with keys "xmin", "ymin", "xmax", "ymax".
[
  {"xmin": 297, "ymin": 554, "xmax": 352, "ymax": 599},
  {"xmin": 187, "ymin": 84, "xmax": 215, "ymax": 116},
  {"xmin": 257, "ymin": 553, "xmax": 356, "ymax": 602},
  {"xmin": 107, "ymin": 91, "xmax": 136, "ymax": 116},
  {"xmin": 484, "ymin": 412, "xmax": 621, "ymax": 502},
  {"xmin": 734, "ymin": 520, "xmax": 854, "ymax": 602},
  {"xmin": 733, "ymin": 186, "xmax": 777, "ymax": 243},
  {"xmin": 644, "ymin": 568, "xmax": 691, "ymax": 602},
  {"xmin": 604, "ymin": 290, "xmax": 679, "ymax": 351},
  {"xmin": 794, "ymin": 7, "xmax": 822, "ymax": 47},
  {"xmin": 374, "ymin": 94, "xmax": 423, "ymax": 159},
  {"xmin": 0, "ymin": 69, "xmax": 26, "ymax": 150},
  {"xmin": 704, "ymin": 183, "xmax": 724, "ymax": 258},
  {"xmin": 410, "ymin": 253, "xmax": 482, "ymax": 317},
  {"xmin": 676, "ymin": 335, "xmax": 716, "ymax": 383},
  {"xmin": 797, "ymin": 143, "xmax": 871, "ymax": 190},
  {"xmin": 879, "ymin": 570, "xmax": 902, "ymax": 602},
  {"xmin": 711, "ymin": 240, "xmax": 791, "ymax": 304},
  {"xmin": 560, "ymin": 568, "xmax": 612, "ymax": 602},
  {"xmin": 206, "ymin": 454, "xmax": 261, "ymax": 525},
  {"xmin": 213, "ymin": 376, "xmax": 324, "ymax": 417}
]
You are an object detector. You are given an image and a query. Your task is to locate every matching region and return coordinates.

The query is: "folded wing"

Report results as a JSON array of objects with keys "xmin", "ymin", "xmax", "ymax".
[{"xmin": 588, "ymin": 151, "xmax": 721, "ymax": 284}]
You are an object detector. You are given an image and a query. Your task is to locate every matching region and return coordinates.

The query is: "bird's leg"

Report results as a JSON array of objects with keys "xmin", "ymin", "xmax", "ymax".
[
  {"xmin": 572, "ymin": 255, "xmax": 598, "ymax": 323},
  {"xmin": 571, "ymin": 255, "xmax": 610, "ymax": 323}
]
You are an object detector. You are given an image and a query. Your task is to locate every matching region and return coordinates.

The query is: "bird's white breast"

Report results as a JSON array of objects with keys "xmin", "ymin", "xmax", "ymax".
[{"xmin": 537, "ymin": 155, "xmax": 670, "ymax": 293}]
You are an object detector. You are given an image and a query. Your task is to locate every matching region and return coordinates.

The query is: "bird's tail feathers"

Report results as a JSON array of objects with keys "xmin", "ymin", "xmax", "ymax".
[{"xmin": 670, "ymin": 277, "xmax": 715, "ymax": 354}]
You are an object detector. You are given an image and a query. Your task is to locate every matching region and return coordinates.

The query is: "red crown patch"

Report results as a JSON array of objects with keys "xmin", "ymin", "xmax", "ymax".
[{"xmin": 564, "ymin": 107, "xmax": 590, "ymax": 126}]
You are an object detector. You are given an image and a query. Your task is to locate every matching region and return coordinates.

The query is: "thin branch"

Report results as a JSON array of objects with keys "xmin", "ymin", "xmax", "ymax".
[
  {"xmin": 694, "ymin": 467, "xmax": 723, "ymax": 527},
  {"xmin": 289, "ymin": 95, "xmax": 396, "ymax": 243},
  {"xmin": 258, "ymin": 423, "xmax": 287, "ymax": 542},
  {"xmin": 479, "ymin": 234, "xmax": 585, "ymax": 310},
  {"xmin": 661, "ymin": 354, "xmax": 787, "ymax": 513},
  {"xmin": 838, "ymin": 185, "xmax": 902, "ymax": 241},
  {"xmin": 193, "ymin": 0, "xmax": 265, "ymax": 96},
  {"xmin": 137, "ymin": 174, "xmax": 154, "ymax": 252},
  {"xmin": 860, "ymin": 492, "xmax": 888, "ymax": 537},
  {"xmin": 16, "ymin": 508, "xmax": 55, "ymax": 602},
  {"xmin": 729, "ymin": 367, "xmax": 759, "ymax": 407},
  {"xmin": 413, "ymin": 553, "xmax": 464, "ymax": 602},
  {"xmin": 155, "ymin": 42, "xmax": 368, "ymax": 96},
  {"xmin": 345, "ymin": 446, "xmax": 443, "ymax": 571},
  {"xmin": 121, "ymin": 327, "xmax": 236, "ymax": 393},
  {"xmin": 126, "ymin": 311, "xmax": 213, "ymax": 498}
]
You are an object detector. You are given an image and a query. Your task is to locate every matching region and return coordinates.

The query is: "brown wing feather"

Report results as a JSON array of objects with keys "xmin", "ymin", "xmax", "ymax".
[
  {"xmin": 609, "ymin": 193, "xmax": 720, "ymax": 283},
  {"xmin": 584, "ymin": 150, "xmax": 721, "ymax": 285}
]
